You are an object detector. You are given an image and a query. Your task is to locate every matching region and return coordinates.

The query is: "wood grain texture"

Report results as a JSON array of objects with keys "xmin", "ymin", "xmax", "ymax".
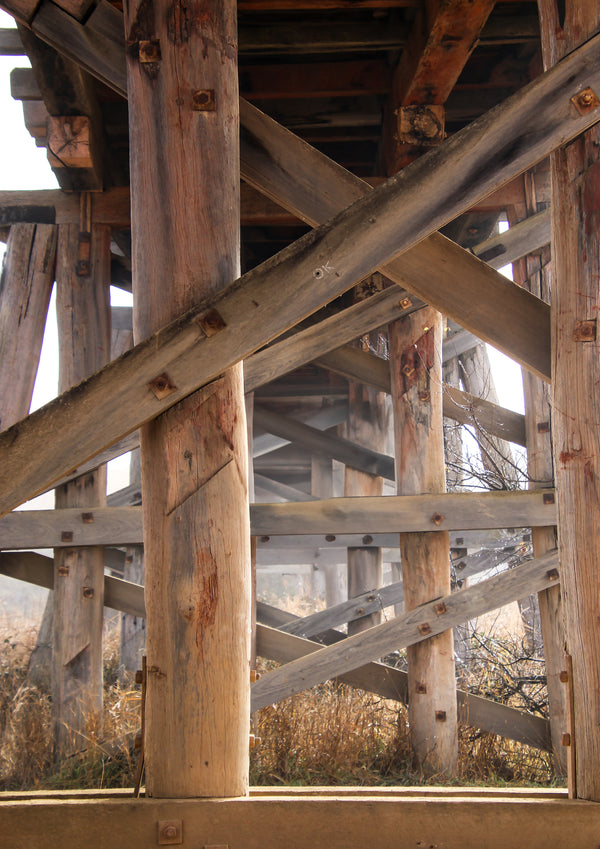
[
  {"xmin": 538, "ymin": 0, "xmax": 600, "ymax": 801},
  {"xmin": 7, "ymin": 788, "xmax": 600, "ymax": 849},
  {"xmin": 52, "ymin": 221, "xmax": 110, "ymax": 760},
  {"xmin": 124, "ymin": 0, "xmax": 249, "ymax": 798},
  {"xmin": 252, "ymin": 553, "xmax": 560, "ymax": 711},
  {"xmin": 472, "ymin": 208, "xmax": 551, "ymax": 270},
  {"xmin": 0, "ymin": 223, "xmax": 56, "ymax": 430},
  {"xmin": 390, "ymin": 308, "xmax": 457, "ymax": 775}
]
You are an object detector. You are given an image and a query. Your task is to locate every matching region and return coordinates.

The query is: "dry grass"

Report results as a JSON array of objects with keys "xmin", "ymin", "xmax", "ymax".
[{"xmin": 0, "ymin": 612, "xmax": 560, "ymax": 791}]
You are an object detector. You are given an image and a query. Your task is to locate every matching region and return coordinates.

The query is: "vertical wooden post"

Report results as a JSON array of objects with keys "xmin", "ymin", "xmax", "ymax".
[
  {"xmin": 389, "ymin": 308, "xmax": 458, "ymax": 776},
  {"xmin": 124, "ymin": 0, "xmax": 250, "ymax": 797},
  {"xmin": 53, "ymin": 218, "xmax": 111, "ymax": 758},
  {"xmin": 311, "ymin": 453, "xmax": 345, "ymax": 607},
  {"xmin": 120, "ymin": 449, "xmax": 145, "ymax": 675},
  {"xmin": 0, "ymin": 223, "xmax": 56, "ymax": 430},
  {"xmin": 344, "ymin": 371, "xmax": 389, "ymax": 635},
  {"xmin": 513, "ymin": 235, "xmax": 566, "ymax": 772},
  {"xmin": 537, "ymin": 0, "xmax": 600, "ymax": 800}
]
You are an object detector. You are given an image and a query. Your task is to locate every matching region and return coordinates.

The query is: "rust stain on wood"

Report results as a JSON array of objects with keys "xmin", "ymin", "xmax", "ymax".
[
  {"xmin": 193, "ymin": 548, "xmax": 219, "ymax": 658},
  {"xmin": 399, "ymin": 327, "xmax": 435, "ymax": 396}
]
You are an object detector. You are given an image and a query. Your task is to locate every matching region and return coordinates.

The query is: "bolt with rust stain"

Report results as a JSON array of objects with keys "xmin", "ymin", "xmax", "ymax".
[
  {"xmin": 157, "ymin": 820, "xmax": 182, "ymax": 845},
  {"xmin": 61, "ymin": 531, "xmax": 73, "ymax": 542},
  {"xmin": 431, "ymin": 512, "xmax": 444, "ymax": 526},
  {"xmin": 562, "ymin": 733, "xmax": 572, "ymax": 747},
  {"xmin": 362, "ymin": 534, "xmax": 373, "ymax": 545},
  {"xmin": 537, "ymin": 421, "xmax": 550, "ymax": 433},
  {"xmin": 139, "ymin": 39, "xmax": 161, "ymax": 63},
  {"xmin": 366, "ymin": 594, "xmax": 376, "ymax": 602},
  {"xmin": 419, "ymin": 390, "xmax": 431, "ymax": 402},
  {"xmin": 435, "ymin": 710, "xmax": 447, "ymax": 722},
  {"xmin": 418, "ymin": 622, "xmax": 432, "ymax": 635},
  {"xmin": 83, "ymin": 587, "xmax": 94, "ymax": 599},
  {"xmin": 400, "ymin": 297, "xmax": 413, "ymax": 309},
  {"xmin": 81, "ymin": 512, "xmax": 94, "ymax": 524},
  {"xmin": 416, "ymin": 683, "xmax": 427, "ymax": 694},
  {"xmin": 546, "ymin": 568, "xmax": 559, "ymax": 582},
  {"xmin": 543, "ymin": 492, "xmax": 555, "ymax": 505},
  {"xmin": 192, "ymin": 89, "xmax": 216, "ymax": 111},
  {"xmin": 149, "ymin": 372, "xmax": 177, "ymax": 400},
  {"xmin": 434, "ymin": 602, "xmax": 447, "ymax": 616},
  {"xmin": 559, "ymin": 670, "xmax": 569, "ymax": 684},
  {"xmin": 355, "ymin": 607, "xmax": 365, "ymax": 616}
]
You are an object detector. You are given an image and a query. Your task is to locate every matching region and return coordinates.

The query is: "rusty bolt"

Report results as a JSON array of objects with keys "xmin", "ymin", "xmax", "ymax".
[
  {"xmin": 139, "ymin": 39, "xmax": 161, "ymax": 63},
  {"xmin": 434, "ymin": 602, "xmax": 447, "ymax": 616},
  {"xmin": 192, "ymin": 89, "xmax": 216, "ymax": 111},
  {"xmin": 158, "ymin": 820, "xmax": 182, "ymax": 845},
  {"xmin": 125, "ymin": 554, "xmax": 134, "ymax": 565},
  {"xmin": 149, "ymin": 372, "xmax": 177, "ymax": 400},
  {"xmin": 455, "ymin": 560, "xmax": 466, "ymax": 571},
  {"xmin": 537, "ymin": 421, "xmax": 550, "ymax": 434},
  {"xmin": 83, "ymin": 587, "xmax": 95, "ymax": 599},
  {"xmin": 362, "ymin": 534, "xmax": 373, "ymax": 545},
  {"xmin": 325, "ymin": 534, "xmax": 336, "ymax": 542},
  {"xmin": 81, "ymin": 512, "xmax": 94, "ymax": 524},
  {"xmin": 418, "ymin": 622, "xmax": 432, "ymax": 635},
  {"xmin": 58, "ymin": 564, "xmax": 69, "ymax": 577},
  {"xmin": 431, "ymin": 512, "xmax": 445, "ymax": 526},
  {"xmin": 543, "ymin": 492, "xmax": 555, "ymax": 505},
  {"xmin": 402, "ymin": 364, "xmax": 415, "ymax": 377},
  {"xmin": 61, "ymin": 531, "xmax": 73, "ymax": 543},
  {"xmin": 561, "ymin": 733, "xmax": 572, "ymax": 747},
  {"xmin": 366, "ymin": 594, "xmax": 376, "ymax": 602},
  {"xmin": 250, "ymin": 669, "xmax": 261, "ymax": 683},
  {"xmin": 355, "ymin": 607, "xmax": 365, "ymax": 616},
  {"xmin": 573, "ymin": 319, "xmax": 597, "ymax": 341},
  {"xmin": 400, "ymin": 297, "xmax": 413, "ymax": 310},
  {"xmin": 455, "ymin": 537, "xmax": 464, "ymax": 546},
  {"xmin": 435, "ymin": 710, "xmax": 447, "ymax": 722},
  {"xmin": 249, "ymin": 734, "xmax": 262, "ymax": 748},
  {"xmin": 547, "ymin": 568, "xmax": 560, "ymax": 582},
  {"xmin": 419, "ymin": 390, "xmax": 431, "ymax": 402},
  {"xmin": 135, "ymin": 669, "xmax": 144, "ymax": 685},
  {"xmin": 571, "ymin": 87, "xmax": 600, "ymax": 115},
  {"xmin": 76, "ymin": 259, "xmax": 90, "ymax": 277},
  {"xmin": 559, "ymin": 670, "xmax": 569, "ymax": 684},
  {"xmin": 197, "ymin": 308, "xmax": 226, "ymax": 336},
  {"xmin": 416, "ymin": 683, "xmax": 427, "ymax": 694},
  {"xmin": 260, "ymin": 536, "xmax": 270, "ymax": 543}
]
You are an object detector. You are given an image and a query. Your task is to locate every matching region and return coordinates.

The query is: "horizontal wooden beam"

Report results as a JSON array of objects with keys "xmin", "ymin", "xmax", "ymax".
[
  {"xmin": 315, "ymin": 345, "xmax": 527, "ymax": 445},
  {"xmin": 253, "ymin": 402, "xmax": 348, "ymax": 458},
  {"xmin": 252, "ymin": 552, "xmax": 559, "ymax": 710},
  {"xmin": 0, "ymin": 187, "xmax": 130, "ymax": 228},
  {"xmin": 250, "ymin": 490, "xmax": 556, "ymax": 536},
  {"xmin": 254, "ymin": 474, "xmax": 317, "ymax": 503},
  {"xmin": 0, "ymin": 506, "xmax": 142, "ymax": 549},
  {"xmin": 472, "ymin": 208, "xmax": 551, "ymax": 269},
  {"xmin": 255, "ymin": 529, "xmax": 516, "ymax": 552},
  {"xmin": 254, "ymin": 404, "xmax": 395, "ymax": 480},
  {"xmin": 6, "ymin": 787, "xmax": 600, "ymax": 849}
]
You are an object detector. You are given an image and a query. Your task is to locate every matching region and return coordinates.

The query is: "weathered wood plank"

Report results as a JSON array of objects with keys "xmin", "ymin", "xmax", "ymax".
[
  {"xmin": 252, "ymin": 553, "xmax": 560, "ymax": 710},
  {"xmin": 8, "ymin": 787, "xmax": 600, "ymax": 849},
  {"xmin": 250, "ymin": 490, "xmax": 556, "ymax": 536},
  {"xmin": 254, "ymin": 404, "xmax": 395, "ymax": 480},
  {"xmin": 472, "ymin": 208, "xmax": 551, "ymax": 269},
  {"xmin": 0, "ymin": 26, "xmax": 24, "ymax": 54},
  {"xmin": 0, "ymin": 506, "xmax": 142, "ymax": 549},
  {"xmin": 0, "ymin": 223, "xmax": 56, "ymax": 430},
  {"xmin": 0, "ymin": 188, "xmax": 130, "ymax": 227},
  {"xmin": 254, "ymin": 474, "xmax": 317, "ymax": 503}
]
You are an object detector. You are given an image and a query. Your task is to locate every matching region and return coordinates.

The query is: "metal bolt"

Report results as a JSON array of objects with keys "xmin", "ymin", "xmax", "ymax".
[
  {"xmin": 362, "ymin": 534, "xmax": 373, "ymax": 545},
  {"xmin": 455, "ymin": 560, "xmax": 466, "ymax": 571},
  {"xmin": 149, "ymin": 372, "xmax": 177, "ymax": 400},
  {"xmin": 197, "ymin": 308, "xmax": 226, "ymax": 336},
  {"xmin": 573, "ymin": 319, "xmax": 597, "ymax": 341},
  {"xmin": 416, "ymin": 683, "xmax": 427, "ymax": 694},
  {"xmin": 61, "ymin": 531, "xmax": 73, "ymax": 542},
  {"xmin": 547, "ymin": 568, "xmax": 559, "ymax": 582},
  {"xmin": 418, "ymin": 622, "xmax": 432, "ymax": 635},
  {"xmin": 355, "ymin": 607, "xmax": 365, "ymax": 616},
  {"xmin": 400, "ymin": 297, "xmax": 413, "ymax": 310},
  {"xmin": 543, "ymin": 492, "xmax": 555, "ymax": 505},
  {"xmin": 260, "ymin": 536, "xmax": 270, "ymax": 543},
  {"xmin": 83, "ymin": 587, "xmax": 94, "ymax": 599},
  {"xmin": 366, "ymin": 594, "xmax": 376, "ymax": 602},
  {"xmin": 431, "ymin": 512, "xmax": 445, "ymax": 526},
  {"xmin": 192, "ymin": 89, "xmax": 216, "ymax": 111},
  {"xmin": 537, "ymin": 421, "xmax": 550, "ymax": 433},
  {"xmin": 559, "ymin": 670, "xmax": 569, "ymax": 684},
  {"xmin": 571, "ymin": 87, "xmax": 600, "ymax": 115},
  {"xmin": 325, "ymin": 534, "xmax": 336, "ymax": 542},
  {"xmin": 139, "ymin": 39, "xmax": 161, "ymax": 63},
  {"xmin": 81, "ymin": 512, "xmax": 94, "ymax": 524},
  {"xmin": 158, "ymin": 821, "xmax": 182, "ymax": 845},
  {"xmin": 434, "ymin": 602, "xmax": 447, "ymax": 616},
  {"xmin": 58, "ymin": 565, "xmax": 69, "ymax": 576},
  {"xmin": 419, "ymin": 390, "xmax": 431, "ymax": 402},
  {"xmin": 435, "ymin": 710, "xmax": 447, "ymax": 722}
]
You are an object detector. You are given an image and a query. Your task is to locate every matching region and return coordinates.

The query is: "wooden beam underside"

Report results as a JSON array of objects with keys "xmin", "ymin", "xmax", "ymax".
[
  {"xmin": 1, "ymin": 1, "xmax": 553, "ymax": 376},
  {"xmin": 3, "ymin": 27, "xmax": 600, "ymax": 514}
]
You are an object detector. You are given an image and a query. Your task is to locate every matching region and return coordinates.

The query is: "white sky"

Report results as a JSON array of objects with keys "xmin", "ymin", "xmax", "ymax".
[{"xmin": 0, "ymin": 7, "xmax": 524, "ymax": 509}]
